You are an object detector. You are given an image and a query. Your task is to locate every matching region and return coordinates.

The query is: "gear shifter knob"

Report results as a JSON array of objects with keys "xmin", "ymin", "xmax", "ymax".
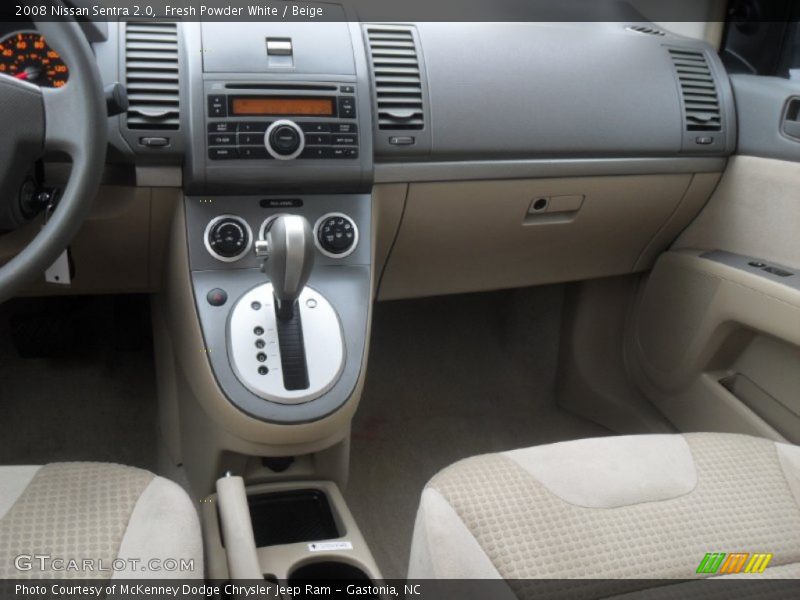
[{"xmin": 259, "ymin": 214, "xmax": 315, "ymax": 320}]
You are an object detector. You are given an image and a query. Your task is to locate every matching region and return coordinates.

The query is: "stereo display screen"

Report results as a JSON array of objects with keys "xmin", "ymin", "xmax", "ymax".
[{"xmin": 230, "ymin": 96, "xmax": 335, "ymax": 116}]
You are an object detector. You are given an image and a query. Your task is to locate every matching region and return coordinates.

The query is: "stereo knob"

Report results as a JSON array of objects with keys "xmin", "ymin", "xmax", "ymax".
[{"xmin": 265, "ymin": 120, "xmax": 305, "ymax": 160}]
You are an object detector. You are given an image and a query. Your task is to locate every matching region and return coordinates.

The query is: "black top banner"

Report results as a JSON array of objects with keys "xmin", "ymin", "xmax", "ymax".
[{"xmin": 0, "ymin": 0, "xmax": 797, "ymax": 23}]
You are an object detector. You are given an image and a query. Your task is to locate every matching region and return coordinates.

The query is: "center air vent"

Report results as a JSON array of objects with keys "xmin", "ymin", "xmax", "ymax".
[
  {"xmin": 125, "ymin": 22, "xmax": 180, "ymax": 130},
  {"xmin": 365, "ymin": 26, "xmax": 425, "ymax": 130},
  {"xmin": 669, "ymin": 48, "xmax": 721, "ymax": 131}
]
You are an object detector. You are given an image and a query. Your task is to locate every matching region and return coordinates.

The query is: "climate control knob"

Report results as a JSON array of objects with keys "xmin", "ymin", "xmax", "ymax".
[
  {"xmin": 265, "ymin": 120, "xmax": 305, "ymax": 160},
  {"xmin": 314, "ymin": 213, "xmax": 358, "ymax": 258},
  {"xmin": 204, "ymin": 215, "xmax": 252, "ymax": 262}
]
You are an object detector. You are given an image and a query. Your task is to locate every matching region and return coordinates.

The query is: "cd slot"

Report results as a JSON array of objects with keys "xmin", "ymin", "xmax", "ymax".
[{"xmin": 224, "ymin": 83, "xmax": 338, "ymax": 91}]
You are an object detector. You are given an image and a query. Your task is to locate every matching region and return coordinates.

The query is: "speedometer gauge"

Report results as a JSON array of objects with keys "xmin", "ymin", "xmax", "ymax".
[{"xmin": 0, "ymin": 32, "xmax": 69, "ymax": 88}]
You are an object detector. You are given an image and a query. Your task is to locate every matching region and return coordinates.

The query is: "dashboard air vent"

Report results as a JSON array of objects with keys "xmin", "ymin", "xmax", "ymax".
[
  {"xmin": 626, "ymin": 25, "xmax": 665, "ymax": 36},
  {"xmin": 669, "ymin": 48, "xmax": 721, "ymax": 131},
  {"xmin": 125, "ymin": 22, "xmax": 180, "ymax": 130},
  {"xmin": 365, "ymin": 26, "xmax": 425, "ymax": 130}
]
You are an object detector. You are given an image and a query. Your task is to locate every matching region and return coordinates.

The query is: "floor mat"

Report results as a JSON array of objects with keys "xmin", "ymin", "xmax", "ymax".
[
  {"xmin": 346, "ymin": 286, "xmax": 611, "ymax": 579},
  {"xmin": 0, "ymin": 295, "xmax": 159, "ymax": 472}
]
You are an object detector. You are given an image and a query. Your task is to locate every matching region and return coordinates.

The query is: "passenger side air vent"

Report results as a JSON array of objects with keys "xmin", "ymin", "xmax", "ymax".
[
  {"xmin": 125, "ymin": 22, "xmax": 180, "ymax": 130},
  {"xmin": 365, "ymin": 26, "xmax": 425, "ymax": 130},
  {"xmin": 669, "ymin": 48, "xmax": 721, "ymax": 131}
]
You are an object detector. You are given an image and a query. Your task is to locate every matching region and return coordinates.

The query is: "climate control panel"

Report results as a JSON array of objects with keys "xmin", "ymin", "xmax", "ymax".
[{"xmin": 203, "ymin": 211, "xmax": 358, "ymax": 263}]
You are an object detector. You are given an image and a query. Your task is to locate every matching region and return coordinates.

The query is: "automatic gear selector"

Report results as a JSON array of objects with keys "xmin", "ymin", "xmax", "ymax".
[
  {"xmin": 256, "ymin": 214, "xmax": 315, "ymax": 320},
  {"xmin": 228, "ymin": 214, "xmax": 345, "ymax": 404}
]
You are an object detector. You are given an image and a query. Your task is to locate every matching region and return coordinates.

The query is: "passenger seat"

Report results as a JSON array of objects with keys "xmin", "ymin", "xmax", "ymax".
[{"xmin": 409, "ymin": 433, "xmax": 800, "ymax": 582}]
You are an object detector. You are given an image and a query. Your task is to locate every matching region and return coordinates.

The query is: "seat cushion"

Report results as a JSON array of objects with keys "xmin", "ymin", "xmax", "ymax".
[
  {"xmin": 409, "ymin": 433, "xmax": 800, "ymax": 587},
  {"xmin": 0, "ymin": 462, "xmax": 203, "ymax": 579}
]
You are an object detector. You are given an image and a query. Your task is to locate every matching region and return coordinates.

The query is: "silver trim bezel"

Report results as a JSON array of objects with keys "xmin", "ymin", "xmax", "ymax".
[
  {"xmin": 264, "ymin": 119, "xmax": 305, "ymax": 160},
  {"xmin": 258, "ymin": 212, "xmax": 291, "ymax": 241},
  {"xmin": 203, "ymin": 214, "xmax": 254, "ymax": 263},
  {"xmin": 313, "ymin": 212, "xmax": 359, "ymax": 259}
]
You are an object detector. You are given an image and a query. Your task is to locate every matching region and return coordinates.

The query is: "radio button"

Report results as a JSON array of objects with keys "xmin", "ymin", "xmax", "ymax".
[
  {"xmin": 340, "ymin": 85, "xmax": 355, "ymax": 94},
  {"xmin": 238, "ymin": 132, "xmax": 264, "ymax": 145},
  {"xmin": 238, "ymin": 146, "xmax": 270, "ymax": 159},
  {"xmin": 209, "ymin": 133, "xmax": 236, "ymax": 146},
  {"xmin": 337, "ymin": 96, "xmax": 356, "ymax": 119},
  {"xmin": 332, "ymin": 134, "xmax": 357, "ymax": 146},
  {"xmin": 238, "ymin": 121, "xmax": 269, "ymax": 133},
  {"xmin": 300, "ymin": 147, "xmax": 333, "ymax": 159},
  {"xmin": 208, "ymin": 95, "xmax": 227, "ymax": 117},
  {"xmin": 306, "ymin": 133, "xmax": 330, "ymax": 145},
  {"xmin": 332, "ymin": 123, "xmax": 357, "ymax": 133},
  {"xmin": 208, "ymin": 122, "xmax": 234, "ymax": 133},
  {"xmin": 272, "ymin": 126, "xmax": 301, "ymax": 152},
  {"xmin": 209, "ymin": 147, "xmax": 237, "ymax": 160},
  {"xmin": 300, "ymin": 122, "xmax": 331, "ymax": 133},
  {"xmin": 332, "ymin": 147, "xmax": 358, "ymax": 159}
]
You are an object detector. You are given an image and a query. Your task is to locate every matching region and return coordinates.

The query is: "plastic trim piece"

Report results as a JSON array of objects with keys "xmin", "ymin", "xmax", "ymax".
[{"xmin": 373, "ymin": 157, "xmax": 727, "ymax": 183}]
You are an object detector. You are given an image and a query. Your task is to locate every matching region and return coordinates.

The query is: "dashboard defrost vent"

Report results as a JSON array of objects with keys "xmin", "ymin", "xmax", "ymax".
[
  {"xmin": 669, "ymin": 48, "xmax": 721, "ymax": 131},
  {"xmin": 365, "ymin": 26, "xmax": 425, "ymax": 130},
  {"xmin": 626, "ymin": 25, "xmax": 665, "ymax": 36},
  {"xmin": 125, "ymin": 22, "xmax": 180, "ymax": 130}
]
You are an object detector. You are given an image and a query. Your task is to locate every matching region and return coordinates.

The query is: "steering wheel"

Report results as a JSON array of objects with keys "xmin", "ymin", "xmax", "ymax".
[{"xmin": 0, "ymin": 18, "xmax": 106, "ymax": 303}]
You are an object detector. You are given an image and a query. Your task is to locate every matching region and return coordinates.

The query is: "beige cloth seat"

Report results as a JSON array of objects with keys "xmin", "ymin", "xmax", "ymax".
[
  {"xmin": 409, "ymin": 433, "xmax": 800, "ymax": 588},
  {"xmin": 0, "ymin": 462, "xmax": 203, "ymax": 579}
]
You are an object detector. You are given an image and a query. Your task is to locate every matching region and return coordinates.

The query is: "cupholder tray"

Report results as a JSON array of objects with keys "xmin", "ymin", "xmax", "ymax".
[{"xmin": 247, "ymin": 489, "xmax": 340, "ymax": 547}]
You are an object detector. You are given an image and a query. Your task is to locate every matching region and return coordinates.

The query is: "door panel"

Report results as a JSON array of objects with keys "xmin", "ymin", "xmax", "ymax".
[
  {"xmin": 627, "ymin": 250, "xmax": 800, "ymax": 442},
  {"xmin": 627, "ymin": 61, "xmax": 800, "ymax": 441}
]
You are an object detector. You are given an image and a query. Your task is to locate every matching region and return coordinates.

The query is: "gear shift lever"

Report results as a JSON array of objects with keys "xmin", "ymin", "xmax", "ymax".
[{"xmin": 255, "ymin": 214, "xmax": 315, "ymax": 321}]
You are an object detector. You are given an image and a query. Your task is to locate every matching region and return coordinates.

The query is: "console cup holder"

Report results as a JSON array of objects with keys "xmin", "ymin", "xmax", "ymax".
[{"xmin": 289, "ymin": 560, "xmax": 372, "ymax": 582}]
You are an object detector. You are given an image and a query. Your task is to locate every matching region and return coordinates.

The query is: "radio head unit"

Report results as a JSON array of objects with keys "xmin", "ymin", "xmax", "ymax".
[{"xmin": 206, "ymin": 84, "xmax": 358, "ymax": 162}]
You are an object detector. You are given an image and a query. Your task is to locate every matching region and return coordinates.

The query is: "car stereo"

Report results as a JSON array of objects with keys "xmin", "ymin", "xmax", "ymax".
[{"xmin": 206, "ymin": 84, "xmax": 358, "ymax": 161}]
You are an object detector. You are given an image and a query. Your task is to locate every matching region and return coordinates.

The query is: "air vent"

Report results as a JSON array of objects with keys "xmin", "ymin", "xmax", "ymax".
[
  {"xmin": 365, "ymin": 26, "xmax": 425, "ymax": 130},
  {"xmin": 125, "ymin": 22, "xmax": 180, "ymax": 130},
  {"xmin": 669, "ymin": 48, "xmax": 721, "ymax": 132},
  {"xmin": 626, "ymin": 25, "xmax": 666, "ymax": 36}
]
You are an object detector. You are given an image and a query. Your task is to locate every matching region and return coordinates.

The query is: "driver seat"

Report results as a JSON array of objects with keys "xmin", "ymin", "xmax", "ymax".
[{"xmin": 0, "ymin": 462, "xmax": 203, "ymax": 578}]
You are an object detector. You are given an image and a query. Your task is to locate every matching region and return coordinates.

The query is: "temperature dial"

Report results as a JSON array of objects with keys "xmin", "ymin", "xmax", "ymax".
[
  {"xmin": 204, "ymin": 215, "xmax": 252, "ymax": 262},
  {"xmin": 314, "ymin": 213, "xmax": 358, "ymax": 258}
]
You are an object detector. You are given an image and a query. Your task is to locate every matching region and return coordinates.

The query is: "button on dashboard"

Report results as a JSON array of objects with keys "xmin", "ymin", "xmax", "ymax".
[
  {"xmin": 332, "ymin": 123, "xmax": 357, "ymax": 133},
  {"xmin": 208, "ymin": 122, "xmax": 234, "ymax": 133},
  {"xmin": 300, "ymin": 122, "xmax": 331, "ymax": 133},
  {"xmin": 332, "ymin": 134, "xmax": 357, "ymax": 145},
  {"xmin": 209, "ymin": 147, "xmax": 237, "ymax": 160},
  {"xmin": 305, "ymin": 133, "xmax": 330, "ymax": 145},
  {"xmin": 209, "ymin": 133, "xmax": 235, "ymax": 146},
  {"xmin": 238, "ymin": 121, "xmax": 269, "ymax": 133},
  {"xmin": 238, "ymin": 132, "xmax": 264, "ymax": 145},
  {"xmin": 337, "ymin": 96, "xmax": 356, "ymax": 119},
  {"xmin": 332, "ymin": 147, "xmax": 358, "ymax": 159},
  {"xmin": 300, "ymin": 147, "xmax": 333, "ymax": 159},
  {"xmin": 239, "ymin": 146, "xmax": 270, "ymax": 159},
  {"xmin": 208, "ymin": 95, "xmax": 227, "ymax": 117}
]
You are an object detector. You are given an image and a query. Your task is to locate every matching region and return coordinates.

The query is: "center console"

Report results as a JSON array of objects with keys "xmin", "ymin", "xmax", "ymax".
[
  {"xmin": 147, "ymin": 14, "xmax": 381, "ymax": 579},
  {"xmin": 152, "ymin": 16, "xmax": 375, "ymax": 482},
  {"xmin": 185, "ymin": 193, "xmax": 371, "ymax": 424}
]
